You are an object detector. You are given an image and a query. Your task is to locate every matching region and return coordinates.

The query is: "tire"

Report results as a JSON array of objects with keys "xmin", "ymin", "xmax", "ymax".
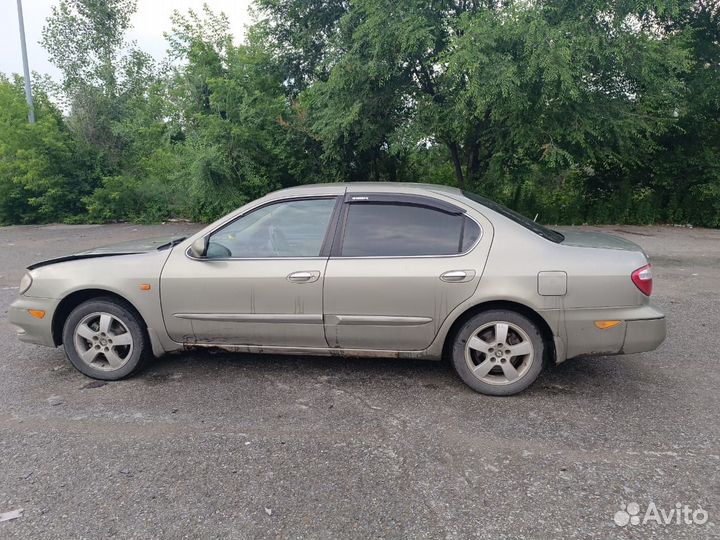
[
  {"xmin": 451, "ymin": 309, "xmax": 545, "ymax": 396},
  {"xmin": 62, "ymin": 297, "xmax": 149, "ymax": 380}
]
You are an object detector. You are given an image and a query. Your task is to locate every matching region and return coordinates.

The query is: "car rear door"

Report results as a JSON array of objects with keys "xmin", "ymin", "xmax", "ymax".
[
  {"xmin": 323, "ymin": 191, "xmax": 490, "ymax": 351},
  {"xmin": 160, "ymin": 195, "xmax": 342, "ymax": 347}
]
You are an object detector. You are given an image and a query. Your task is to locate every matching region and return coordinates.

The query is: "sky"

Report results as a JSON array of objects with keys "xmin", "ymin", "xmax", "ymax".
[{"xmin": 0, "ymin": 0, "xmax": 254, "ymax": 80}]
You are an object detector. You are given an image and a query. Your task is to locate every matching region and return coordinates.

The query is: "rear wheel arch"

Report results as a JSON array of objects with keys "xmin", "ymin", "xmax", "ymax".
[
  {"xmin": 52, "ymin": 289, "xmax": 147, "ymax": 346},
  {"xmin": 442, "ymin": 300, "xmax": 556, "ymax": 365}
]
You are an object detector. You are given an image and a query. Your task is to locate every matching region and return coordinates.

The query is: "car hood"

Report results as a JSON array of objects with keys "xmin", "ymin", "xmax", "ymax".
[
  {"xmin": 27, "ymin": 235, "xmax": 186, "ymax": 270},
  {"xmin": 560, "ymin": 230, "xmax": 645, "ymax": 253},
  {"xmin": 75, "ymin": 235, "xmax": 184, "ymax": 255}
]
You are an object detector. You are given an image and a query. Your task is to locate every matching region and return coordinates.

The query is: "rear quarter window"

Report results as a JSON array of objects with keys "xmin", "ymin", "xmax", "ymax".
[{"xmin": 461, "ymin": 191, "xmax": 564, "ymax": 243}]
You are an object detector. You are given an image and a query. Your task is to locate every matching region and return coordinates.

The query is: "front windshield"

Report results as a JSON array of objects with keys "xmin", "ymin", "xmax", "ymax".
[{"xmin": 461, "ymin": 191, "xmax": 565, "ymax": 243}]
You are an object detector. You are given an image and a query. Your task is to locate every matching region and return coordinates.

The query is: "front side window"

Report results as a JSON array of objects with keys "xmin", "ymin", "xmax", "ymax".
[
  {"xmin": 206, "ymin": 198, "xmax": 336, "ymax": 258},
  {"xmin": 340, "ymin": 203, "xmax": 480, "ymax": 257}
]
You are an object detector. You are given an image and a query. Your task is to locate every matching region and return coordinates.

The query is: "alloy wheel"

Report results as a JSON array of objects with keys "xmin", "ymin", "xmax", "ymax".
[
  {"xmin": 73, "ymin": 312, "xmax": 134, "ymax": 371},
  {"xmin": 464, "ymin": 321, "xmax": 535, "ymax": 386}
]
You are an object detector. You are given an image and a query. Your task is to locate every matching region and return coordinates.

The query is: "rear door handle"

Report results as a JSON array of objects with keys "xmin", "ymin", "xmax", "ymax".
[
  {"xmin": 440, "ymin": 270, "xmax": 476, "ymax": 283},
  {"xmin": 287, "ymin": 271, "xmax": 321, "ymax": 283}
]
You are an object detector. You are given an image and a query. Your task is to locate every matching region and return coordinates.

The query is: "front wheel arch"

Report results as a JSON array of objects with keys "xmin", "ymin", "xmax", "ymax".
[
  {"xmin": 442, "ymin": 300, "xmax": 556, "ymax": 366},
  {"xmin": 52, "ymin": 289, "xmax": 147, "ymax": 346}
]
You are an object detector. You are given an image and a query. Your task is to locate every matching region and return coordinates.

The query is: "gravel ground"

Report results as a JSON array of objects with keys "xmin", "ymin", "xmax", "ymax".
[{"xmin": 0, "ymin": 223, "xmax": 718, "ymax": 539}]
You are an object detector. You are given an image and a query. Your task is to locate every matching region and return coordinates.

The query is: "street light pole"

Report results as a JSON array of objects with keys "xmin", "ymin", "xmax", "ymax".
[{"xmin": 16, "ymin": 0, "xmax": 36, "ymax": 123}]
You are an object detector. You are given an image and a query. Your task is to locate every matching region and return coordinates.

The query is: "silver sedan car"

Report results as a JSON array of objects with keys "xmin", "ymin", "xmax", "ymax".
[{"xmin": 9, "ymin": 183, "xmax": 666, "ymax": 395}]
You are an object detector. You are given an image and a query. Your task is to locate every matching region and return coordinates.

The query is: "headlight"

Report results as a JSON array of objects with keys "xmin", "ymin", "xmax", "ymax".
[{"xmin": 19, "ymin": 272, "xmax": 33, "ymax": 295}]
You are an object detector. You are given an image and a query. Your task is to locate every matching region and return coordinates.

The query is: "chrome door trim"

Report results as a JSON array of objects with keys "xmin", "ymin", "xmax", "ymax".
[
  {"xmin": 173, "ymin": 313, "xmax": 323, "ymax": 324},
  {"xmin": 186, "ymin": 254, "xmax": 328, "ymax": 262},
  {"xmin": 325, "ymin": 315, "xmax": 433, "ymax": 326}
]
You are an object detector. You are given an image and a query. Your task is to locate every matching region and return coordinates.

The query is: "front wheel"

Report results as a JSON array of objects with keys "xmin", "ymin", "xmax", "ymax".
[
  {"xmin": 62, "ymin": 298, "xmax": 149, "ymax": 380},
  {"xmin": 451, "ymin": 310, "xmax": 545, "ymax": 396}
]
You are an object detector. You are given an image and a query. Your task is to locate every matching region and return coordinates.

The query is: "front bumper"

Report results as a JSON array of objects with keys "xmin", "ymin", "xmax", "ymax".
[
  {"xmin": 8, "ymin": 296, "xmax": 59, "ymax": 348},
  {"xmin": 563, "ymin": 303, "xmax": 666, "ymax": 360}
]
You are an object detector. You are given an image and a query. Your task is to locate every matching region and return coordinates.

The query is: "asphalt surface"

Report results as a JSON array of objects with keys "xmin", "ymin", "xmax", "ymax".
[{"xmin": 0, "ymin": 223, "xmax": 718, "ymax": 539}]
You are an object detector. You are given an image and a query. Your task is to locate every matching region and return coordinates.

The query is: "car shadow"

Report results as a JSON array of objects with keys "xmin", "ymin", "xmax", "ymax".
[
  {"xmin": 139, "ymin": 348, "xmax": 644, "ymax": 397},
  {"xmin": 146, "ymin": 348, "xmax": 451, "ymax": 380},
  {"xmin": 532, "ymin": 354, "xmax": 657, "ymax": 397}
]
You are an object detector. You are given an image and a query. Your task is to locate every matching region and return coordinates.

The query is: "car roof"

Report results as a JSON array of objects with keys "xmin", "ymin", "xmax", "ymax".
[{"xmin": 268, "ymin": 182, "xmax": 463, "ymax": 198}]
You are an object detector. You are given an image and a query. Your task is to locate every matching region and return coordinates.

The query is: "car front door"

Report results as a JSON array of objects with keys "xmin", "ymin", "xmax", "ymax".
[
  {"xmin": 323, "ymin": 192, "xmax": 491, "ymax": 351},
  {"xmin": 161, "ymin": 196, "xmax": 341, "ymax": 347}
]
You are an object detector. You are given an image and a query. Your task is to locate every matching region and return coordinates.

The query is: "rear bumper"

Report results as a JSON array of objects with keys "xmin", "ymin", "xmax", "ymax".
[
  {"xmin": 562, "ymin": 303, "xmax": 666, "ymax": 360},
  {"xmin": 621, "ymin": 316, "xmax": 667, "ymax": 354},
  {"xmin": 7, "ymin": 296, "xmax": 58, "ymax": 348}
]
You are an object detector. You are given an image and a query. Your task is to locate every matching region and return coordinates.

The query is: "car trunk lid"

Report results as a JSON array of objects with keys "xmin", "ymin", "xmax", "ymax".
[{"xmin": 560, "ymin": 230, "xmax": 646, "ymax": 255}]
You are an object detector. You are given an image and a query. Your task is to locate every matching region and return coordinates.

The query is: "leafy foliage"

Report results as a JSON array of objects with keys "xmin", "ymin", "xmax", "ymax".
[
  {"xmin": 0, "ymin": 75, "xmax": 90, "ymax": 223},
  {"xmin": 0, "ymin": 0, "xmax": 718, "ymax": 227}
]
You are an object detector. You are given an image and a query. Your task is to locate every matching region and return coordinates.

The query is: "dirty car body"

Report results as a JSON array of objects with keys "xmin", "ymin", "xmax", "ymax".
[{"xmin": 9, "ymin": 183, "xmax": 666, "ymax": 395}]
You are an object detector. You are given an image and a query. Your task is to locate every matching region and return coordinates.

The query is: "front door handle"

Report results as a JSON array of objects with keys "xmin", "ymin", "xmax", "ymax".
[
  {"xmin": 440, "ymin": 270, "xmax": 476, "ymax": 283},
  {"xmin": 287, "ymin": 271, "xmax": 321, "ymax": 283}
]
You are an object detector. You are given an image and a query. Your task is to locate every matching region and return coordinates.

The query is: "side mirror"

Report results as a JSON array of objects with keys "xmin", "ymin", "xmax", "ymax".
[{"xmin": 188, "ymin": 236, "xmax": 208, "ymax": 258}]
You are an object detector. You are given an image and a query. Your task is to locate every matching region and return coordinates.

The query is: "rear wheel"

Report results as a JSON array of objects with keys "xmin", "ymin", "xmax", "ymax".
[
  {"xmin": 62, "ymin": 298, "xmax": 148, "ymax": 380},
  {"xmin": 451, "ymin": 309, "xmax": 544, "ymax": 396}
]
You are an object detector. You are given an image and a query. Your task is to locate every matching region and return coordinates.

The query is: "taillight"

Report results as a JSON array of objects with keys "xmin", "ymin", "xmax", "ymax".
[{"xmin": 631, "ymin": 264, "xmax": 653, "ymax": 296}]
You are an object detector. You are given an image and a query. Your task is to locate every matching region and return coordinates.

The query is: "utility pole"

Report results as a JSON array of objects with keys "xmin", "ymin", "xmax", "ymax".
[{"xmin": 16, "ymin": 0, "xmax": 36, "ymax": 123}]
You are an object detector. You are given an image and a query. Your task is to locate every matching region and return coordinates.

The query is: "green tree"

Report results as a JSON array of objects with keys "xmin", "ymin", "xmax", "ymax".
[
  {"xmin": 42, "ymin": 0, "xmax": 187, "ymax": 222},
  {"xmin": 256, "ymin": 0, "xmax": 693, "ymax": 194},
  {"xmin": 42, "ymin": 0, "xmax": 157, "ymax": 171},
  {"xmin": 0, "ymin": 75, "xmax": 88, "ymax": 224},
  {"xmin": 0, "ymin": 0, "xmax": 715, "ymax": 227},
  {"xmin": 163, "ymin": 7, "xmax": 325, "ymax": 221},
  {"xmin": 645, "ymin": 0, "xmax": 720, "ymax": 225}
]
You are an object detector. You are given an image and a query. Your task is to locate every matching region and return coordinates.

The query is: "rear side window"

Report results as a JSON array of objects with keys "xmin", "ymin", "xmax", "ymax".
[{"xmin": 340, "ymin": 203, "xmax": 480, "ymax": 257}]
